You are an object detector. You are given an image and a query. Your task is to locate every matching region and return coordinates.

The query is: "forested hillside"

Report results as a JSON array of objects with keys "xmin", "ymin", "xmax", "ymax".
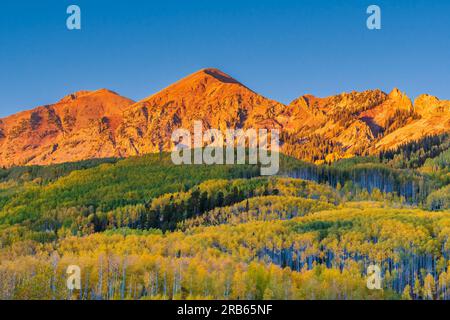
[{"xmin": 0, "ymin": 138, "xmax": 449, "ymax": 300}]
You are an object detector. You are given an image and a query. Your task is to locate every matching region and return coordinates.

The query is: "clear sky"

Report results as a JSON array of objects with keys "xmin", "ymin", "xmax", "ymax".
[{"xmin": 1, "ymin": 0, "xmax": 450, "ymax": 117}]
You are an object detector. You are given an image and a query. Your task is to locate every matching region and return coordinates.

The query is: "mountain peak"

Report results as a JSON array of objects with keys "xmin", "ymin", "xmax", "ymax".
[
  {"xmin": 59, "ymin": 88, "xmax": 125, "ymax": 104},
  {"xmin": 199, "ymin": 68, "xmax": 241, "ymax": 84},
  {"xmin": 177, "ymin": 68, "xmax": 243, "ymax": 87},
  {"xmin": 415, "ymin": 94, "xmax": 440, "ymax": 105},
  {"xmin": 388, "ymin": 87, "xmax": 402, "ymax": 97},
  {"xmin": 385, "ymin": 88, "xmax": 413, "ymax": 111},
  {"xmin": 139, "ymin": 68, "xmax": 249, "ymax": 103},
  {"xmin": 414, "ymin": 93, "xmax": 450, "ymax": 116}
]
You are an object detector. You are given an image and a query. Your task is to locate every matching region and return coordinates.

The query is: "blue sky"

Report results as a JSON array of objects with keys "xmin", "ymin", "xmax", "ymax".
[{"xmin": 1, "ymin": 0, "xmax": 450, "ymax": 117}]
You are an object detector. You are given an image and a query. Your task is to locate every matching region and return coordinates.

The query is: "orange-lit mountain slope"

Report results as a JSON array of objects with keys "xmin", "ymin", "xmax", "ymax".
[{"xmin": 0, "ymin": 68, "xmax": 448, "ymax": 167}]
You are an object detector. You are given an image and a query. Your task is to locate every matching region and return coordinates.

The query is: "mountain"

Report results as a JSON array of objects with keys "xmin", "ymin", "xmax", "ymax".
[
  {"xmin": 0, "ymin": 68, "xmax": 449, "ymax": 167},
  {"xmin": 375, "ymin": 94, "xmax": 450, "ymax": 151},
  {"xmin": 280, "ymin": 87, "xmax": 450, "ymax": 163},
  {"xmin": 114, "ymin": 68, "xmax": 287, "ymax": 155},
  {"xmin": 0, "ymin": 89, "xmax": 134, "ymax": 167}
]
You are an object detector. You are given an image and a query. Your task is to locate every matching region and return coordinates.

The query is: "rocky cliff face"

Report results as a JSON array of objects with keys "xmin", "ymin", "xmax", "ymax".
[{"xmin": 0, "ymin": 68, "xmax": 449, "ymax": 167}]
